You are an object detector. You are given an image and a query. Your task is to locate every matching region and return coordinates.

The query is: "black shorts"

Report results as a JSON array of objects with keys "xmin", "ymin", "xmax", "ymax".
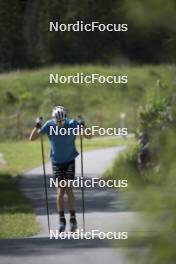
[{"xmin": 52, "ymin": 160, "xmax": 75, "ymax": 182}]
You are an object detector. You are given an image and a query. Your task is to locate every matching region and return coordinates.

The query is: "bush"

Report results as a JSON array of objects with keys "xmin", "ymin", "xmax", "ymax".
[{"xmin": 107, "ymin": 82, "xmax": 176, "ymax": 263}]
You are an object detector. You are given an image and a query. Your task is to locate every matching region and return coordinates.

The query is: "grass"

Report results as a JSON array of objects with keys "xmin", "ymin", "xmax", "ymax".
[
  {"xmin": 0, "ymin": 136, "xmax": 133, "ymax": 238},
  {"xmin": 0, "ymin": 174, "xmax": 40, "ymax": 238},
  {"xmin": 0, "ymin": 64, "xmax": 176, "ymax": 139},
  {"xmin": 0, "ymin": 136, "xmax": 134, "ymax": 174}
]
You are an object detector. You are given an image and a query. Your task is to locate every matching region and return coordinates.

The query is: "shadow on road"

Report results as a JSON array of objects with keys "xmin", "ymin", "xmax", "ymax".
[
  {"xmin": 0, "ymin": 237, "xmax": 122, "ymax": 256},
  {"xmin": 20, "ymin": 174, "xmax": 130, "ymax": 216}
]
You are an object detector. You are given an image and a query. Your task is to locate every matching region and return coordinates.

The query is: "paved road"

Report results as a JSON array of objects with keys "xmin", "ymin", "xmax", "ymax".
[{"xmin": 0, "ymin": 147, "xmax": 144, "ymax": 264}]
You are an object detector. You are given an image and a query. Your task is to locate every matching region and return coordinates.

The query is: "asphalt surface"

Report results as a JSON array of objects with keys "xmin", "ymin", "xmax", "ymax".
[{"xmin": 0, "ymin": 146, "xmax": 144, "ymax": 264}]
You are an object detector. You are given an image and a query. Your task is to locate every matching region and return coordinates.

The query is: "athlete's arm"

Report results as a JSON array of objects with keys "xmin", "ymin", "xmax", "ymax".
[
  {"xmin": 29, "ymin": 127, "xmax": 40, "ymax": 141},
  {"xmin": 29, "ymin": 117, "xmax": 43, "ymax": 141}
]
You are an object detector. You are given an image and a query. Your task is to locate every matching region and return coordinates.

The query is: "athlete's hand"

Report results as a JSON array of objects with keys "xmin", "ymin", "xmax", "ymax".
[
  {"xmin": 78, "ymin": 115, "xmax": 85, "ymax": 127},
  {"xmin": 35, "ymin": 116, "xmax": 43, "ymax": 129}
]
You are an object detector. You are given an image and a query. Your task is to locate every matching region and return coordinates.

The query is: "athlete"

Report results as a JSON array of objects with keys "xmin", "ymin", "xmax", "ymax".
[{"xmin": 29, "ymin": 106, "xmax": 92, "ymax": 232}]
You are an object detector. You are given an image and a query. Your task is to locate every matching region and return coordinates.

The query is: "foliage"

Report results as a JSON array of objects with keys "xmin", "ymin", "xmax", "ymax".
[
  {"xmin": 0, "ymin": 0, "xmax": 176, "ymax": 71},
  {"xmin": 0, "ymin": 173, "xmax": 40, "ymax": 238},
  {"xmin": 0, "ymin": 64, "xmax": 176, "ymax": 140},
  {"xmin": 107, "ymin": 79, "xmax": 176, "ymax": 262}
]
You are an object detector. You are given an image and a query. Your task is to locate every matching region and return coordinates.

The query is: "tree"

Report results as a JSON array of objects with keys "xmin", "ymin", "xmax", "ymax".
[{"xmin": 0, "ymin": 0, "xmax": 26, "ymax": 71}]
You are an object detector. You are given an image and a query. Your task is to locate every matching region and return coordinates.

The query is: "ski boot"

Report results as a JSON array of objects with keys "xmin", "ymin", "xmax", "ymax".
[
  {"xmin": 59, "ymin": 217, "xmax": 66, "ymax": 233},
  {"xmin": 70, "ymin": 217, "xmax": 77, "ymax": 232}
]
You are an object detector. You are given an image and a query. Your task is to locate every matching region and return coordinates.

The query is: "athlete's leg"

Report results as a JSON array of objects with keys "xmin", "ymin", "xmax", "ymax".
[
  {"xmin": 66, "ymin": 185, "xmax": 77, "ymax": 232},
  {"xmin": 57, "ymin": 186, "xmax": 67, "ymax": 232},
  {"xmin": 52, "ymin": 161, "xmax": 67, "ymax": 232},
  {"xmin": 57, "ymin": 186, "xmax": 66, "ymax": 212},
  {"xmin": 66, "ymin": 185, "xmax": 75, "ymax": 211},
  {"xmin": 64, "ymin": 160, "xmax": 77, "ymax": 231}
]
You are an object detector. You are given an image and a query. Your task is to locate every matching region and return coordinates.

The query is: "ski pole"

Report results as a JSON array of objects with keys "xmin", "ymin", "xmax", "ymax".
[
  {"xmin": 78, "ymin": 116, "xmax": 86, "ymax": 233},
  {"xmin": 40, "ymin": 130, "xmax": 50, "ymax": 234}
]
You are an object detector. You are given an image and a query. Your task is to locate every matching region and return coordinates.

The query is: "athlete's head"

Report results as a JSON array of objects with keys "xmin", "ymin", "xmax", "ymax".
[{"xmin": 52, "ymin": 106, "xmax": 67, "ymax": 126}]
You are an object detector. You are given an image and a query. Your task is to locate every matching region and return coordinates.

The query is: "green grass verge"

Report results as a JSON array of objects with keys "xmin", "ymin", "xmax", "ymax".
[
  {"xmin": 105, "ymin": 141, "xmax": 143, "ymax": 195},
  {"xmin": 0, "ymin": 136, "xmax": 133, "ymax": 174},
  {"xmin": 0, "ymin": 173, "xmax": 40, "ymax": 238}
]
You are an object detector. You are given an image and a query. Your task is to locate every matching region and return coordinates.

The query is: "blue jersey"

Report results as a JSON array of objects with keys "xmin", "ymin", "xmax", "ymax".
[{"xmin": 40, "ymin": 118, "xmax": 79, "ymax": 164}]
